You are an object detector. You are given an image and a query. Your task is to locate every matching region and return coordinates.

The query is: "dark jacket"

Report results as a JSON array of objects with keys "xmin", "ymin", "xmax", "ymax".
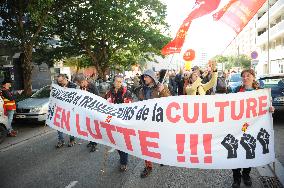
[
  {"xmin": 105, "ymin": 86, "xmax": 132, "ymax": 104},
  {"xmin": 177, "ymin": 78, "xmax": 190, "ymax": 96},
  {"xmin": 169, "ymin": 76, "xmax": 178, "ymax": 96},
  {"xmin": 66, "ymin": 81, "xmax": 77, "ymax": 89},
  {"xmin": 138, "ymin": 69, "xmax": 170, "ymax": 100},
  {"xmin": 1, "ymin": 88, "xmax": 15, "ymax": 101},
  {"xmin": 81, "ymin": 82, "xmax": 99, "ymax": 95}
]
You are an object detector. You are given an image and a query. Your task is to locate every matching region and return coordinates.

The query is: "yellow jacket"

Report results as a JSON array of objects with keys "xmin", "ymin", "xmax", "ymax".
[{"xmin": 185, "ymin": 72, "xmax": 217, "ymax": 95}]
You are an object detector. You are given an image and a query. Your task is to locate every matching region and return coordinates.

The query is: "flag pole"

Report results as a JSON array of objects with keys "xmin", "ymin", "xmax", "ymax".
[
  {"xmin": 266, "ymin": 0, "xmax": 277, "ymax": 179},
  {"xmin": 267, "ymin": 0, "xmax": 270, "ymax": 74},
  {"xmin": 161, "ymin": 54, "xmax": 175, "ymax": 84}
]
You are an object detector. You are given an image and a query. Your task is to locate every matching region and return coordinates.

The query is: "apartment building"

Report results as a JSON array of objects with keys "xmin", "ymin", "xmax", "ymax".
[
  {"xmin": 256, "ymin": 0, "xmax": 284, "ymax": 75},
  {"xmin": 224, "ymin": 0, "xmax": 284, "ymax": 76}
]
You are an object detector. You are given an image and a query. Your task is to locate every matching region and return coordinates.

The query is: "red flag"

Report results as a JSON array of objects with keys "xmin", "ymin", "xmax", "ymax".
[
  {"xmin": 186, "ymin": 0, "xmax": 221, "ymax": 21},
  {"xmin": 161, "ymin": 21, "xmax": 191, "ymax": 55},
  {"xmin": 213, "ymin": 0, "xmax": 267, "ymax": 34},
  {"xmin": 212, "ymin": 0, "xmax": 238, "ymax": 21},
  {"xmin": 161, "ymin": 0, "xmax": 221, "ymax": 55}
]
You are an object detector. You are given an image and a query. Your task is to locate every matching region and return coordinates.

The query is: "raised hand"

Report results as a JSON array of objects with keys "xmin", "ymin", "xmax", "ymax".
[
  {"xmin": 240, "ymin": 134, "xmax": 256, "ymax": 159},
  {"xmin": 257, "ymin": 128, "xmax": 270, "ymax": 154},
  {"xmin": 221, "ymin": 134, "xmax": 239, "ymax": 158}
]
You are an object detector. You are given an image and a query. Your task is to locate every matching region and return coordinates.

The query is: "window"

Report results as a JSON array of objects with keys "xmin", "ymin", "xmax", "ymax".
[
  {"xmin": 276, "ymin": 38, "xmax": 281, "ymax": 46},
  {"xmin": 280, "ymin": 60, "xmax": 284, "ymax": 73},
  {"xmin": 276, "ymin": 16, "xmax": 281, "ymax": 24},
  {"xmin": 270, "ymin": 41, "xmax": 276, "ymax": 49}
]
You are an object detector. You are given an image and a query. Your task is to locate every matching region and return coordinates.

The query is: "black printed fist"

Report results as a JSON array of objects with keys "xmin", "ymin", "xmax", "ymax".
[
  {"xmin": 221, "ymin": 134, "xmax": 239, "ymax": 159},
  {"xmin": 257, "ymin": 128, "xmax": 270, "ymax": 154},
  {"xmin": 240, "ymin": 134, "xmax": 256, "ymax": 159}
]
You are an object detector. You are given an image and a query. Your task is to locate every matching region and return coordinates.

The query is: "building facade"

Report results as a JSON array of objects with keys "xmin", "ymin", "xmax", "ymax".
[
  {"xmin": 224, "ymin": 0, "xmax": 284, "ymax": 76},
  {"xmin": 256, "ymin": 0, "xmax": 284, "ymax": 75}
]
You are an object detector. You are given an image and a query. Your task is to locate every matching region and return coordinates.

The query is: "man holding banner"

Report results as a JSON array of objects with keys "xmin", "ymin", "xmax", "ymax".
[
  {"xmin": 56, "ymin": 74, "xmax": 77, "ymax": 148},
  {"xmin": 138, "ymin": 69, "xmax": 170, "ymax": 178},
  {"xmin": 74, "ymin": 73, "xmax": 100, "ymax": 152}
]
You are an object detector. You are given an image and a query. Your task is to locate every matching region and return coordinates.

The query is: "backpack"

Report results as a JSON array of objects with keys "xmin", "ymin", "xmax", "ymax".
[{"xmin": 216, "ymin": 76, "xmax": 227, "ymax": 93}]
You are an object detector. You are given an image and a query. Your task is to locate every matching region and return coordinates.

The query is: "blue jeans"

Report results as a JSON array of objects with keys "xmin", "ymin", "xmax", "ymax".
[
  {"xmin": 7, "ymin": 110, "xmax": 15, "ymax": 132},
  {"xmin": 57, "ymin": 131, "xmax": 75, "ymax": 142},
  {"xmin": 118, "ymin": 150, "xmax": 128, "ymax": 165}
]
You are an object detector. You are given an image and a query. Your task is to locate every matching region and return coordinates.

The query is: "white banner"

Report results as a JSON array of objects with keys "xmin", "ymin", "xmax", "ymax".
[{"xmin": 46, "ymin": 84, "xmax": 275, "ymax": 169}]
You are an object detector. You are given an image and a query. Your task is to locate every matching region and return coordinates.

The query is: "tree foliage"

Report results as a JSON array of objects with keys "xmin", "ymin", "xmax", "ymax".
[
  {"xmin": 213, "ymin": 54, "xmax": 251, "ymax": 70},
  {"xmin": 0, "ymin": 0, "xmax": 71, "ymax": 95},
  {"xmin": 52, "ymin": 0, "xmax": 170, "ymax": 79},
  {"xmin": 63, "ymin": 56, "xmax": 93, "ymax": 73}
]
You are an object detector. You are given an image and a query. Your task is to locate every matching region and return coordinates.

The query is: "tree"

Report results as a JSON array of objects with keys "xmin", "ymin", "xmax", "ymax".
[
  {"xmin": 0, "ymin": 0, "xmax": 72, "ymax": 95},
  {"xmin": 53, "ymin": 0, "xmax": 170, "ymax": 80},
  {"xmin": 63, "ymin": 56, "xmax": 92, "ymax": 73},
  {"xmin": 213, "ymin": 55, "xmax": 228, "ymax": 63},
  {"xmin": 213, "ymin": 54, "xmax": 251, "ymax": 70},
  {"xmin": 109, "ymin": 42, "xmax": 157, "ymax": 72},
  {"xmin": 213, "ymin": 55, "xmax": 228, "ymax": 70},
  {"xmin": 238, "ymin": 54, "xmax": 251, "ymax": 69}
]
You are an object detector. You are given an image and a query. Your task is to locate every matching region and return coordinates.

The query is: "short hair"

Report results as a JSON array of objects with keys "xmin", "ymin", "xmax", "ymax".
[
  {"xmin": 2, "ymin": 79, "xmax": 12, "ymax": 85},
  {"xmin": 57, "ymin": 74, "xmax": 68, "ymax": 80},
  {"xmin": 73, "ymin": 73, "xmax": 87, "ymax": 83},
  {"xmin": 241, "ymin": 69, "xmax": 256, "ymax": 78}
]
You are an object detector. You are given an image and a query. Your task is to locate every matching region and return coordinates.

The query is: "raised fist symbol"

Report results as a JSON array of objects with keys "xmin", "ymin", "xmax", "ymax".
[
  {"xmin": 240, "ymin": 134, "xmax": 256, "ymax": 159},
  {"xmin": 257, "ymin": 128, "xmax": 270, "ymax": 154},
  {"xmin": 221, "ymin": 134, "xmax": 239, "ymax": 158}
]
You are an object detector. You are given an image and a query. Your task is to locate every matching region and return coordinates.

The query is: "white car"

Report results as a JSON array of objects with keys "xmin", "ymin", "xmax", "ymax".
[
  {"xmin": 0, "ymin": 97, "xmax": 9, "ymax": 143},
  {"xmin": 15, "ymin": 86, "xmax": 50, "ymax": 122}
]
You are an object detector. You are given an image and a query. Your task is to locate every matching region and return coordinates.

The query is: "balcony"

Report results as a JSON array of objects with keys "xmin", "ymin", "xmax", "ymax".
[
  {"xmin": 259, "ymin": 46, "xmax": 284, "ymax": 60},
  {"xmin": 256, "ymin": 20, "xmax": 284, "ymax": 45},
  {"xmin": 257, "ymin": 0, "xmax": 284, "ymax": 28}
]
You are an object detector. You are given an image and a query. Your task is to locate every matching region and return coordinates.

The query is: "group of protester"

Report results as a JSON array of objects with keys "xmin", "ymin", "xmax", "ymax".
[
  {"xmin": 55, "ymin": 73, "xmax": 132, "ymax": 172},
  {"xmin": 54, "ymin": 60, "xmax": 275, "ymax": 188},
  {"xmin": 0, "ymin": 59, "xmax": 275, "ymax": 188}
]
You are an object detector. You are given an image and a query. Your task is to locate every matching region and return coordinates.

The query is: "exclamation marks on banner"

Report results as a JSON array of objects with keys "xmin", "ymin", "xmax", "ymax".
[
  {"xmin": 190, "ymin": 134, "xmax": 199, "ymax": 163},
  {"xmin": 176, "ymin": 134, "xmax": 212, "ymax": 164},
  {"xmin": 176, "ymin": 134, "xmax": 186, "ymax": 162},
  {"xmin": 203, "ymin": 134, "xmax": 212, "ymax": 163}
]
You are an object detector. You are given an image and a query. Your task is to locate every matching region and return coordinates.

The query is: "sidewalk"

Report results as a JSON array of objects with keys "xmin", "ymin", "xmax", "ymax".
[
  {"xmin": 0, "ymin": 123, "xmax": 54, "ymax": 151},
  {"xmin": 275, "ymin": 123, "xmax": 284, "ymax": 166}
]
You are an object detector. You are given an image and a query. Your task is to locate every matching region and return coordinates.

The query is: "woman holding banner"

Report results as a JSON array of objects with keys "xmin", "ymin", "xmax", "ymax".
[
  {"xmin": 185, "ymin": 60, "xmax": 217, "ymax": 95},
  {"xmin": 229, "ymin": 69, "xmax": 274, "ymax": 188},
  {"xmin": 105, "ymin": 74, "xmax": 133, "ymax": 172}
]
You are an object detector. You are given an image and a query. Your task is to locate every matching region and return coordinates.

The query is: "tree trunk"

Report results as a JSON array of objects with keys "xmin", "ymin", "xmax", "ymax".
[
  {"xmin": 21, "ymin": 43, "xmax": 34, "ymax": 96},
  {"xmin": 97, "ymin": 66, "xmax": 108, "ymax": 81},
  {"xmin": 76, "ymin": 64, "xmax": 80, "ymax": 73},
  {"xmin": 102, "ymin": 67, "xmax": 108, "ymax": 81}
]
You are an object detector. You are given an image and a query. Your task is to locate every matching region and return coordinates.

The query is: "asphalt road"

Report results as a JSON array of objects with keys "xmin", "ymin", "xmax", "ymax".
[{"xmin": 0, "ymin": 112, "xmax": 283, "ymax": 188}]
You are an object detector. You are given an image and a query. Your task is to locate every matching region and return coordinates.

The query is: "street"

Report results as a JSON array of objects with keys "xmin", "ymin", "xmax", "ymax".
[{"xmin": 0, "ymin": 112, "xmax": 283, "ymax": 188}]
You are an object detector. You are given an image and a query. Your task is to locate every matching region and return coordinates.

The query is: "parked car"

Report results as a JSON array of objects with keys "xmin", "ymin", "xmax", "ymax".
[
  {"xmin": 14, "ymin": 85, "xmax": 51, "ymax": 123},
  {"xmin": 0, "ymin": 97, "xmax": 9, "ymax": 143},
  {"xmin": 228, "ymin": 73, "xmax": 242, "ymax": 90},
  {"xmin": 259, "ymin": 74, "xmax": 284, "ymax": 111}
]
